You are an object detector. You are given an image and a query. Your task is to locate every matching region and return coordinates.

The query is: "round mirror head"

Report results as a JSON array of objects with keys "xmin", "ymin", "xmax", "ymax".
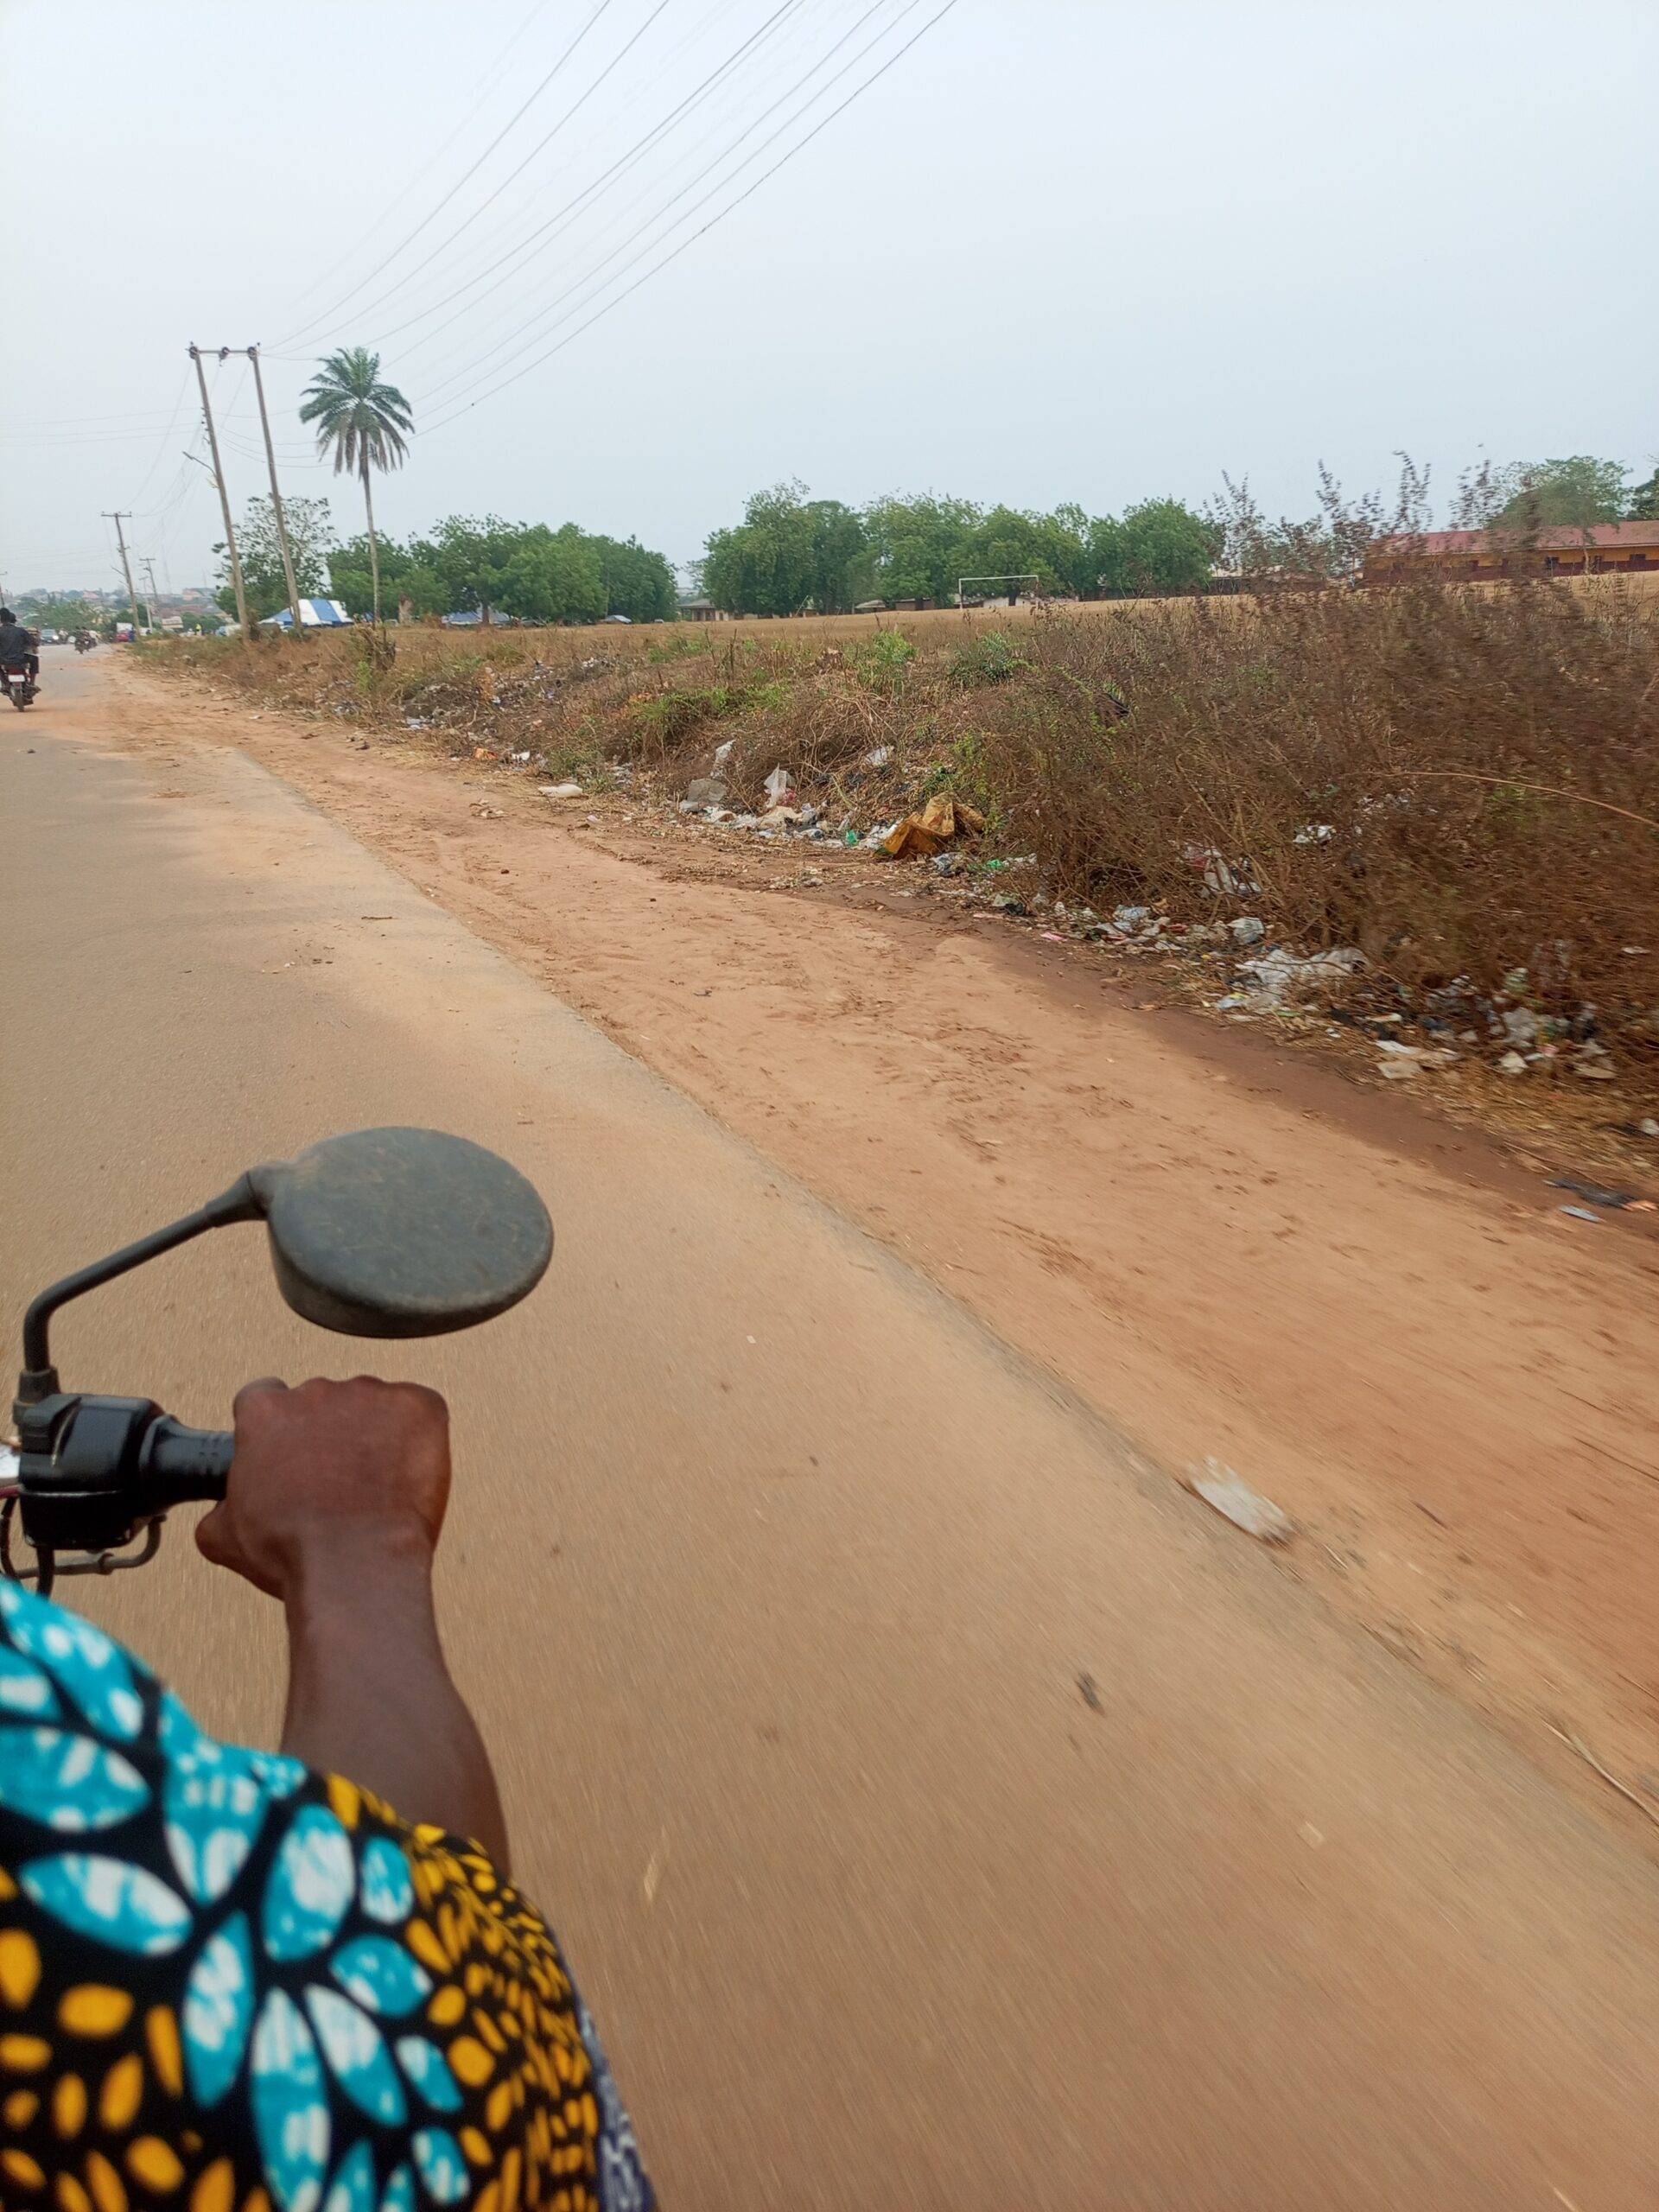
[{"xmin": 262, "ymin": 1128, "xmax": 553, "ymax": 1338}]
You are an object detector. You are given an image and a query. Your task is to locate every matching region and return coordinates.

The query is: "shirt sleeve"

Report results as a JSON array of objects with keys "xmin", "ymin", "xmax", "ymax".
[{"xmin": 0, "ymin": 1577, "xmax": 655, "ymax": 2211}]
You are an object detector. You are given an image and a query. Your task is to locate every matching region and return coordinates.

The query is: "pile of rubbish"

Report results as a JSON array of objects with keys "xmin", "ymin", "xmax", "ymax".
[{"xmin": 879, "ymin": 792, "xmax": 986, "ymax": 860}]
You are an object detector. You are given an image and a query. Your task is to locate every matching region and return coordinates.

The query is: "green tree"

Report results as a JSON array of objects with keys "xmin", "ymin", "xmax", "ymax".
[
  {"xmin": 584, "ymin": 531, "xmax": 678, "ymax": 622},
  {"xmin": 1495, "ymin": 455, "xmax": 1630, "ymax": 530},
  {"xmin": 17, "ymin": 594, "xmax": 99, "ymax": 634},
  {"xmin": 328, "ymin": 534, "xmax": 446, "ymax": 622},
  {"xmin": 862, "ymin": 492, "xmax": 982, "ymax": 604},
  {"xmin": 959, "ymin": 505, "xmax": 1082, "ymax": 600},
  {"xmin": 298, "ymin": 347, "xmax": 414, "ymax": 624},
  {"xmin": 1628, "ymin": 466, "xmax": 1659, "ymax": 521},
  {"xmin": 215, "ymin": 495, "xmax": 335, "ymax": 622},
  {"xmin": 1089, "ymin": 499, "xmax": 1217, "ymax": 596},
  {"xmin": 428, "ymin": 515, "xmax": 522, "ymax": 625},
  {"xmin": 499, "ymin": 526, "xmax": 607, "ymax": 625}
]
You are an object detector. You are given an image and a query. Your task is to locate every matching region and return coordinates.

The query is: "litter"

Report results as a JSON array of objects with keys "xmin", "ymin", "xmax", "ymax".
[
  {"xmin": 712, "ymin": 739, "xmax": 735, "ymax": 770},
  {"xmin": 879, "ymin": 791, "xmax": 986, "ymax": 861},
  {"xmin": 1186, "ymin": 1459, "xmax": 1295, "ymax": 1543},
  {"xmin": 1497, "ymin": 1051, "xmax": 1529, "ymax": 1076},
  {"xmin": 1559, "ymin": 1206, "xmax": 1602, "ymax": 1224},
  {"xmin": 537, "ymin": 782, "xmax": 584, "ymax": 799},
  {"xmin": 764, "ymin": 766, "xmax": 796, "ymax": 809},
  {"xmin": 1040, "ymin": 931, "xmax": 1068, "ymax": 945},
  {"xmin": 686, "ymin": 776, "xmax": 727, "ymax": 806},
  {"xmin": 1228, "ymin": 916, "xmax": 1266, "ymax": 947},
  {"xmin": 1574, "ymin": 1064, "xmax": 1618, "ymax": 1081},
  {"xmin": 1548, "ymin": 1178, "xmax": 1638, "ymax": 1210},
  {"xmin": 863, "ymin": 746, "xmax": 892, "ymax": 769}
]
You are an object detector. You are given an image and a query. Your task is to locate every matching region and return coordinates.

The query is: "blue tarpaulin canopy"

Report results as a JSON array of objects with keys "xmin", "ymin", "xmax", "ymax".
[{"xmin": 259, "ymin": 599, "xmax": 354, "ymax": 629}]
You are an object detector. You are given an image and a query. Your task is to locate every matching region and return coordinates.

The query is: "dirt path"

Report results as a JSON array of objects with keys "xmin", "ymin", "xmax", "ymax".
[{"xmin": 103, "ymin": 653, "xmax": 1659, "ymax": 1806}]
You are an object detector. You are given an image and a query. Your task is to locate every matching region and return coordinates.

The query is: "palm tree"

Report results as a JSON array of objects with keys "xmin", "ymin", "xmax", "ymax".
[{"xmin": 299, "ymin": 348, "xmax": 413, "ymax": 626}]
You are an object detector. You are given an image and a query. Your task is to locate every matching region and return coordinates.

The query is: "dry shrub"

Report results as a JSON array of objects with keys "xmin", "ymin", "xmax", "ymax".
[
  {"xmin": 969, "ymin": 583, "xmax": 1659, "ymax": 1019},
  {"xmin": 145, "ymin": 583, "xmax": 1659, "ymax": 1039}
]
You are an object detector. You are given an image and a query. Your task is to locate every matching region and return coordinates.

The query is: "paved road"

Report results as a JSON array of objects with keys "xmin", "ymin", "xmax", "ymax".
[{"xmin": 5, "ymin": 653, "xmax": 1659, "ymax": 2209}]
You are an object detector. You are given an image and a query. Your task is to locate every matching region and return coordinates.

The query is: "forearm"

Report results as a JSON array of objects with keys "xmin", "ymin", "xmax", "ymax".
[{"xmin": 280, "ymin": 1534, "xmax": 511, "ymax": 1870}]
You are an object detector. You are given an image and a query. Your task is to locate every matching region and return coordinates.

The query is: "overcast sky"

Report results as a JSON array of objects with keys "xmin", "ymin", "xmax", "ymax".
[{"xmin": 4, "ymin": 0, "xmax": 1655, "ymax": 595}]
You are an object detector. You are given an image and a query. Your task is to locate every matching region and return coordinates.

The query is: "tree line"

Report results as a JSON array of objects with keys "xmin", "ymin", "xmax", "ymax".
[
  {"xmin": 211, "ymin": 499, "xmax": 678, "ymax": 626},
  {"xmin": 157, "ymin": 446, "xmax": 1659, "ymax": 634},
  {"xmin": 696, "ymin": 484, "xmax": 1220, "ymax": 613}
]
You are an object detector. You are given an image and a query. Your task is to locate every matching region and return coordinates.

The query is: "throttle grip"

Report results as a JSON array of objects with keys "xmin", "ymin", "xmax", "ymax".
[{"xmin": 141, "ymin": 1419, "xmax": 235, "ymax": 1503}]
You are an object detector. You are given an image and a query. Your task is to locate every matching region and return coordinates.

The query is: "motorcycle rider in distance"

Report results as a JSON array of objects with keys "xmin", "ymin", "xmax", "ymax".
[{"xmin": 0, "ymin": 607, "xmax": 40, "ymax": 682}]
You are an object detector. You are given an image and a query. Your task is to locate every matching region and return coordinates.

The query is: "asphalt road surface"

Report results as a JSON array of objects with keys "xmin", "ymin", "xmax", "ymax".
[{"xmin": 5, "ymin": 652, "xmax": 1659, "ymax": 2209}]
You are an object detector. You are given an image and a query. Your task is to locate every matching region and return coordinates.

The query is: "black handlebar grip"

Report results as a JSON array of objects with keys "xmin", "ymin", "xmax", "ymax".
[{"xmin": 141, "ymin": 1419, "xmax": 235, "ymax": 1503}]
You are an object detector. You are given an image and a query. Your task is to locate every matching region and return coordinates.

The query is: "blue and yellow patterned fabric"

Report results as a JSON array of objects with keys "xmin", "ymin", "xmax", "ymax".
[{"xmin": 0, "ymin": 1581, "xmax": 653, "ymax": 2212}]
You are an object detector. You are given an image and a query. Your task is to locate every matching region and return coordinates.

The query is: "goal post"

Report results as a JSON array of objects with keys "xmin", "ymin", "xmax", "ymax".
[{"xmin": 956, "ymin": 572, "xmax": 1041, "ymax": 609}]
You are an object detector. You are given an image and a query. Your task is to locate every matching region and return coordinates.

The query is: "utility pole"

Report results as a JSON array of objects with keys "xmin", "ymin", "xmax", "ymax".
[
  {"xmin": 188, "ymin": 344, "xmax": 249, "ymax": 636},
  {"xmin": 141, "ymin": 557, "xmax": 162, "ymax": 629},
  {"xmin": 246, "ymin": 346, "xmax": 305, "ymax": 637},
  {"xmin": 103, "ymin": 512, "xmax": 144, "ymax": 631}
]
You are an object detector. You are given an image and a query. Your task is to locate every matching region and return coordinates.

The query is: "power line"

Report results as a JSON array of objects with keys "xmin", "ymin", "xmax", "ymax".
[
  {"xmin": 124, "ymin": 368, "xmax": 195, "ymax": 511},
  {"xmin": 411, "ymin": 0, "xmax": 923, "ymax": 413},
  {"xmin": 424, "ymin": 0, "xmax": 960, "ymax": 432},
  {"xmin": 276, "ymin": 0, "xmax": 624, "ymax": 349},
  {"xmin": 274, "ymin": 0, "xmax": 556, "ymax": 337},
  {"xmin": 406, "ymin": 0, "xmax": 899, "ymax": 405},
  {"xmin": 296, "ymin": 0, "xmax": 677, "ymax": 353},
  {"xmin": 372, "ymin": 0, "xmax": 814, "ymax": 359}
]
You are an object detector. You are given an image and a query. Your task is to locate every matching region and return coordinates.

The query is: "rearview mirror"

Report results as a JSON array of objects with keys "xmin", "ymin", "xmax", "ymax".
[{"xmin": 257, "ymin": 1128, "xmax": 554, "ymax": 1338}]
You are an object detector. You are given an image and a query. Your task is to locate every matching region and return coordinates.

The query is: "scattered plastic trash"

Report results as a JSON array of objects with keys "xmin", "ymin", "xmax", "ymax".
[
  {"xmin": 1559, "ymin": 1206, "xmax": 1602, "ymax": 1224},
  {"xmin": 1501, "ymin": 1007, "xmax": 1540, "ymax": 1046},
  {"xmin": 764, "ymin": 766, "xmax": 796, "ymax": 809},
  {"xmin": 863, "ymin": 746, "xmax": 892, "ymax": 770},
  {"xmin": 537, "ymin": 782, "xmax": 584, "ymax": 799},
  {"xmin": 1039, "ymin": 931, "xmax": 1068, "ymax": 944},
  {"xmin": 1228, "ymin": 916, "xmax": 1266, "ymax": 947},
  {"xmin": 1549, "ymin": 1177, "xmax": 1638, "ymax": 1210},
  {"xmin": 712, "ymin": 739, "xmax": 735, "ymax": 771},
  {"xmin": 1186, "ymin": 1459, "xmax": 1295, "ymax": 1543},
  {"xmin": 1497, "ymin": 1051, "xmax": 1529, "ymax": 1076}
]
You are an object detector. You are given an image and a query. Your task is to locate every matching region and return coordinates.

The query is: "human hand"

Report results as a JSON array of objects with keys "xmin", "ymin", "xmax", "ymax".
[{"xmin": 195, "ymin": 1376, "xmax": 451, "ymax": 1602}]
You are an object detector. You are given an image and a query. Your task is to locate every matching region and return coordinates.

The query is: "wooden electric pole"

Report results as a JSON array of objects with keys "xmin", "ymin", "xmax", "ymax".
[
  {"xmin": 246, "ymin": 346, "xmax": 305, "ymax": 636},
  {"xmin": 102, "ymin": 511, "xmax": 143, "ymax": 631},
  {"xmin": 188, "ymin": 344, "xmax": 249, "ymax": 636}
]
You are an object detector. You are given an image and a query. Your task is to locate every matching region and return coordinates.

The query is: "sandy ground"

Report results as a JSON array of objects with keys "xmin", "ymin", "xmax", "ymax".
[
  {"xmin": 99, "ymin": 651, "xmax": 1659, "ymax": 1814},
  {"xmin": 12, "ymin": 649, "xmax": 1659, "ymax": 2206}
]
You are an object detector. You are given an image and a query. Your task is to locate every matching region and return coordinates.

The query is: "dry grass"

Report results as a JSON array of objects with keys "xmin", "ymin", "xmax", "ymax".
[{"xmin": 144, "ymin": 575, "xmax": 1659, "ymax": 1088}]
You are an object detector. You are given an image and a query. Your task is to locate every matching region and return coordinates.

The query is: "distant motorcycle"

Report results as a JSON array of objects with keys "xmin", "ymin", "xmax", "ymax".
[
  {"xmin": 0, "ymin": 664, "xmax": 38, "ymax": 711},
  {"xmin": 74, "ymin": 631, "xmax": 96, "ymax": 654}
]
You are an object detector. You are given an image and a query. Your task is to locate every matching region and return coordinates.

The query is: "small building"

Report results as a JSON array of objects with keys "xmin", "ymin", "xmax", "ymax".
[
  {"xmin": 1367, "ymin": 521, "xmax": 1659, "ymax": 582},
  {"xmin": 676, "ymin": 597, "xmax": 721, "ymax": 622}
]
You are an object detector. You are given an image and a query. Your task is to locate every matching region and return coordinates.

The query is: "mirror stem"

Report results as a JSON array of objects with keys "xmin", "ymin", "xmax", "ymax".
[{"xmin": 17, "ymin": 1173, "xmax": 269, "ymax": 1405}]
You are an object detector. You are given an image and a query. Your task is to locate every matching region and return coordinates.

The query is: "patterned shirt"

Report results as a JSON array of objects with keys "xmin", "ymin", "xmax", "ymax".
[{"xmin": 0, "ymin": 1580, "xmax": 654, "ymax": 2212}]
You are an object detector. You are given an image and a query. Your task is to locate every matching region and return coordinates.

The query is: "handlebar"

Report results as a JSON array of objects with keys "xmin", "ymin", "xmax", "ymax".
[
  {"xmin": 140, "ymin": 1418, "xmax": 235, "ymax": 1503},
  {"xmin": 5, "ymin": 1395, "xmax": 235, "ymax": 1586}
]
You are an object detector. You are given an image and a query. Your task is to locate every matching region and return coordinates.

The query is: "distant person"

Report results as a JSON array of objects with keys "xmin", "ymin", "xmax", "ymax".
[{"xmin": 0, "ymin": 607, "xmax": 40, "ymax": 679}]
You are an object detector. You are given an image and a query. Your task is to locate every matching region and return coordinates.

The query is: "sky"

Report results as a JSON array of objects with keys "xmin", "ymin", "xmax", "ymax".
[{"xmin": 3, "ymin": 0, "xmax": 1655, "ymax": 597}]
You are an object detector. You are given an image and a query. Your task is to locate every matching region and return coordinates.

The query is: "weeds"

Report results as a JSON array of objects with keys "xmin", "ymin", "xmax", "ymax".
[{"xmin": 144, "ymin": 578, "xmax": 1659, "ymax": 1070}]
